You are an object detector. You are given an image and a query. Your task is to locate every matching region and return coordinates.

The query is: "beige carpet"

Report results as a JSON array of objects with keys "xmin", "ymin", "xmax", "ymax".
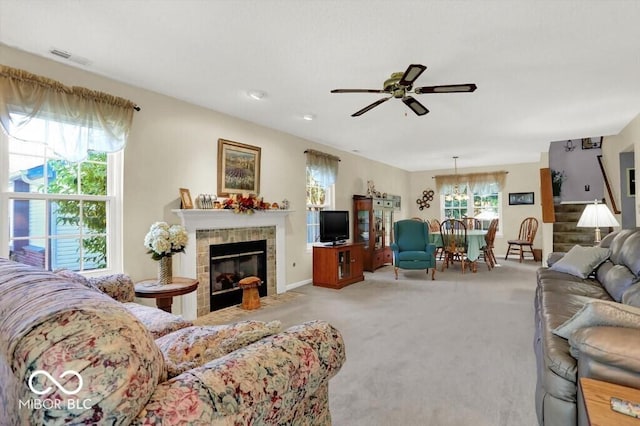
[{"xmin": 195, "ymin": 258, "xmax": 540, "ymax": 426}]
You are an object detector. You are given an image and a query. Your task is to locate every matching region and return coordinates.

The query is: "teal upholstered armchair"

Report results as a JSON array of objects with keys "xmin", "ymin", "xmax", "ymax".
[{"xmin": 390, "ymin": 219, "xmax": 437, "ymax": 280}]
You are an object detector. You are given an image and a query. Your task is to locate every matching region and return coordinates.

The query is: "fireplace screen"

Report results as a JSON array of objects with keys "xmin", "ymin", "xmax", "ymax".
[{"xmin": 210, "ymin": 239, "xmax": 267, "ymax": 311}]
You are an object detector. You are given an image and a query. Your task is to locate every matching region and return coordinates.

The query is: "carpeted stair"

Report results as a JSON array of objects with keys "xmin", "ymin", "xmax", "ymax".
[{"xmin": 553, "ymin": 203, "xmax": 612, "ymax": 251}]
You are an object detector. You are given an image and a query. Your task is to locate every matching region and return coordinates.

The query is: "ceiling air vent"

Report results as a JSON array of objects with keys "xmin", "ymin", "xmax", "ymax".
[
  {"xmin": 49, "ymin": 48, "xmax": 91, "ymax": 66},
  {"xmin": 50, "ymin": 48, "xmax": 71, "ymax": 59}
]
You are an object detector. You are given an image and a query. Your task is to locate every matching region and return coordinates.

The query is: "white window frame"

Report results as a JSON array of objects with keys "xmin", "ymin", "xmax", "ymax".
[
  {"xmin": 306, "ymin": 183, "xmax": 335, "ymax": 248},
  {"xmin": 440, "ymin": 189, "xmax": 503, "ymax": 236},
  {"xmin": 0, "ymin": 132, "xmax": 123, "ymax": 275}
]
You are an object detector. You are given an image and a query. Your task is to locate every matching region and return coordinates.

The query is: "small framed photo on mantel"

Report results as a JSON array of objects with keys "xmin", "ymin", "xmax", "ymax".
[{"xmin": 179, "ymin": 188, "xmax": 193, "ymax": 209}]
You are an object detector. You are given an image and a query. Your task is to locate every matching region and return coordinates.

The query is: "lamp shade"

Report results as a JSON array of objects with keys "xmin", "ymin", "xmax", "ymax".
[{"xmin": 577, "ymin": 203, "xmax": 620, "ymax": 228}]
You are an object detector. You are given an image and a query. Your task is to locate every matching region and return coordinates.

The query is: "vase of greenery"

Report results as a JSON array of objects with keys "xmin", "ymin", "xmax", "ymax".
[{"xmin": 551, "ymin": 170, "xmax": 566, "ymax": 204}]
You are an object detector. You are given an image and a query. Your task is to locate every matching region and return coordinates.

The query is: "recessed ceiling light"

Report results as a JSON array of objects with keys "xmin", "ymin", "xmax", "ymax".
[
  {"xmin": 247, "ymin": 90, "xmax": 266, "ymax": 100},
  {"xmin": 302, "ymin": 114, "xmax": 315, "ymax": 121}
]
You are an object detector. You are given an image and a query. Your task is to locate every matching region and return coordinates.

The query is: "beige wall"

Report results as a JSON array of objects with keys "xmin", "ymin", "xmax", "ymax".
[
  {"xmin": 409, "ymin": 162, "xmax": 543, "ymax": 255},
  {"xmin": 16, "ymin": 44, "xmax": 637, "ymax": 282},
  {"xmin": 604, "ymin": 113, "xmax": 640, "ymax": 224},
  {"xmin": 1, "ymin": 45, "xmax": 411, "ymax": 286}
]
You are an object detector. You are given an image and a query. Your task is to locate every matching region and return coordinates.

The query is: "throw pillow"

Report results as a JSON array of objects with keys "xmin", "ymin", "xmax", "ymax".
[
  {"xmin": 156, "ymin": 320, "xmax": 282, "ymax": 378},
  {"xmin": 553, "ymin": 300, "xmax": 640, "ymax": 340},
  {"xmin": 549, "ymin": 245, "xmax": 611, "ymax": 279}
]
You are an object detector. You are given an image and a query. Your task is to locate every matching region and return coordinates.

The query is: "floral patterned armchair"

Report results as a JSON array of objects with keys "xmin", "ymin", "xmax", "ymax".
[{"xmin": 0, "ymin": 258, "xmax": 345, "ymax": 425}]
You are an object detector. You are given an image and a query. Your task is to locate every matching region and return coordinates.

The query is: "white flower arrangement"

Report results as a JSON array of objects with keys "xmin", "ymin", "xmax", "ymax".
[{"xmin": 144, "ymin": 221, "xmax": 188, "ymax": 260}]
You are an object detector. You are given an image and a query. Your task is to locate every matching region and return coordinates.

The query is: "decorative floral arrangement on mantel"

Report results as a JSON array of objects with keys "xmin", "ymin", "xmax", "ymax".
[
  {"xmin": 223, "ymin": 193, "xmax": 271, "ymax": 214},
  {"xmin": 144, "ymin": 222, "xmax": 188, "ymax": 284}
]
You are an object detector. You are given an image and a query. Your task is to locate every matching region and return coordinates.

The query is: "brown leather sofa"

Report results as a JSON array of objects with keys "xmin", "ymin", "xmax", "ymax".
[{"xmin": 534, "ymin": 229, "xmax": 640, "ymax": 426}]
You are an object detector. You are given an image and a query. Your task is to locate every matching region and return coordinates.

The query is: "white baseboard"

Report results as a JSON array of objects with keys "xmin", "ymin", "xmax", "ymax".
[{"xmin": 286, "ymin": 279, "xmax": 312, "ymax": 291}]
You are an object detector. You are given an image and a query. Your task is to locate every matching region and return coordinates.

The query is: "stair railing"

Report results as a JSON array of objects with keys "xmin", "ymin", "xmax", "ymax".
[{"xmin": 596, "ymin": 155, "xmax": 621, "ymax": 214}]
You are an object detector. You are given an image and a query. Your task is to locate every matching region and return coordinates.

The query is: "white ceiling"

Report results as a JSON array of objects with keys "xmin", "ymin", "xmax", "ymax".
[{"xmin": 1, "ymin": 0, "xmax": 640, "ymax": 172}]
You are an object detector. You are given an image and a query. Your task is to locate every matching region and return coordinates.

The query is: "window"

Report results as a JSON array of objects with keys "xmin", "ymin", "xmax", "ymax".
[
  {"xmin": 304, "ymin": 149, "xmax": 339, "ymax": 245},
  {"xmin": 306, "ymin": 169, "xmax": 333, "ymax": 244},
  {"xmin": 437, "ymin": 170, "xmax": 505, "ymax": 232},
  {"xmin": 442, "ymin": 187, "xmax": 501, "ymax": 231},
  {"xmin": 1, "ymin": 131, "xmax": 122, "ymax": 273}
]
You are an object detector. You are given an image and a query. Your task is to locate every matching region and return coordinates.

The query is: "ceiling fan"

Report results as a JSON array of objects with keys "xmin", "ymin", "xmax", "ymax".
[{"xmin": 331, "ymin": 64, "xmax": 477, "ymax": 117}]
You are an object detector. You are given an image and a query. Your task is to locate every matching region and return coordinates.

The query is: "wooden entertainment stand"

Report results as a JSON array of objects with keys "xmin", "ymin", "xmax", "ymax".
[{"xmin": 312, "ymin": 243, "xmax": 364, "ymax": 289}]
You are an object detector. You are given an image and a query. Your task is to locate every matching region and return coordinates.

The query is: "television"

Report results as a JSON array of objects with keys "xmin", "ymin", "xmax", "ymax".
[{"xmin": 319, "ymin": 210, "xmax": 350, "ymax": 245}]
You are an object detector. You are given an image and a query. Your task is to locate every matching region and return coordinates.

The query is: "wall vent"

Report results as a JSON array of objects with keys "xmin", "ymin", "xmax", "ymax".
[{"xmin": 49, "ymin": 48, "xmax": 91, "ymax": 66}]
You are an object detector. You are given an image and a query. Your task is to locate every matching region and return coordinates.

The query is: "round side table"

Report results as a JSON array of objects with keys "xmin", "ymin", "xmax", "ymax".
[{"xmin": 134, "ymin": 277, "xmax": 198, "ymax": 313}]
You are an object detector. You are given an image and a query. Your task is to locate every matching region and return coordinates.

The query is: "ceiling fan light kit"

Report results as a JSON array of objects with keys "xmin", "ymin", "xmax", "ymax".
[{"xmin": 331, "ymin": 63, "xmax": 477, "ymax": 117}]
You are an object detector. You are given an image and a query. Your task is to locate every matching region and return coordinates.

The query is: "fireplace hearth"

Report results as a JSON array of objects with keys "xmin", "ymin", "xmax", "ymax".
[{"xmin": 210, "ymin": 240, "xmax": 267, "ymax": 311}]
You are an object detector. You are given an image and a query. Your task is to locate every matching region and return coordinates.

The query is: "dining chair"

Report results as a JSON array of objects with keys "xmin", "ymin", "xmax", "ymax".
[
  {"xmin": 481, "ymin": 218, "xmax": 499, "ymax": 270},
  {"xmin": 463, "ymin": 217, "xmax": 481, "ymax": 230},
  {"xmin": 439, "ymin": 219, "xmax": 468, "ymax": 273},
  {"xmin": 505, "ymin": 217, "xmax": 538, "ymax": 262},
  {"xmin": 428, "ymin": 219, "xmax": 443, "ymax": 259}
]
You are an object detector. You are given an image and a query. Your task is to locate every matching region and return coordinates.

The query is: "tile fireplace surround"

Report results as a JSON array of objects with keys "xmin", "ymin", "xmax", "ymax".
[{"xmin": 173, "ymin": 209, "xmax": 291, "ymax": 320}]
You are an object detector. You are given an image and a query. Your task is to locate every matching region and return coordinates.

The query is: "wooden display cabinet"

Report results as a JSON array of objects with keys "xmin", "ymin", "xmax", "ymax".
[
  {"xmin": 353, "ymin": 195, "xmax": 396, "ymax": 272},
  {"xmin": 312, "ymin": 243, "xmax": 364, "ymax": 289}
]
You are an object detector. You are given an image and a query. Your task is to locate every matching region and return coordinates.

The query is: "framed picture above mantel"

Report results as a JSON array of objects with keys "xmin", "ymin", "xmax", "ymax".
[{"xmin": 217, "ymin": 139, "xmax": 261, "ymax": 197}]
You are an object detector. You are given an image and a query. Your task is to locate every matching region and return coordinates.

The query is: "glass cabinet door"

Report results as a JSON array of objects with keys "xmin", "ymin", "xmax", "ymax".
[
  {"xmin": 383, "ymin": 210, "xmax": 392, "ymax": 246},
  {"xmin": 356, "ymin": 209, "xmax": 369, "ymax": 245},
  {"xmin": 374, "ymin": 209, "xmax": 384, "ymax": 249}
]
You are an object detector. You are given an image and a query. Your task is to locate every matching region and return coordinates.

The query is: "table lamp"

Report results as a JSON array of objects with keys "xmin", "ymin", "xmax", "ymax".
[{"xmin": 577, "ymin": 200, "xmax": 620, "ymax": 244}]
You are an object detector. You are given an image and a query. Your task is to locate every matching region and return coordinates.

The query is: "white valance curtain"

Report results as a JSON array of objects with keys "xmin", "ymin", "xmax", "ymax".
[
  {"xmin": 435, "ymin": 171, "xmax": 507, "ymax": 194},
  {"xmin": 305, "ymin": 149, "xmax": 340, "ymax": 188},
  {"xmin": 0, "ymin": 65, "xmax": 137, "ymax": 162}
]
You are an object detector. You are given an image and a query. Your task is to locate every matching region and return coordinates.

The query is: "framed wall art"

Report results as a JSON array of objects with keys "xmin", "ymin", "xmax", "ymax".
[
  {"xmin": 509, "ymin": 192, "xmax": 535, "ymax": 205},
  {"xmin": 581, "ymin": 137, "xmax": 603, "ymax": 150},
  {"xmin": 179, "ymin": 188, "xmax": 193, "ymax": 209},
  {"xmin": 217, "ymin": 139, "xmax": 261, "ymax": 197}
]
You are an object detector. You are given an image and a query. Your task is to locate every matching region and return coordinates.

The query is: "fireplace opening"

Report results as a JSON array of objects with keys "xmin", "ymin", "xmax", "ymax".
[{"xmin": 210, "ymin": 240, "xmax": 267, "ymax": 311}]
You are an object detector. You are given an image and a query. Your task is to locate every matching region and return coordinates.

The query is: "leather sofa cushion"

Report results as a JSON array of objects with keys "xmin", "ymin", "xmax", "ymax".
[
  {"xmin": 609, "ymin": 229, "xmax": 638, "ymax": 265},
  {"xmin": 554, "ymin": 300, "xmax": 640, "ymax": 340},
  {"xmin": 619, "ymin": 231, "xmax": 640, "ymax": 277},
  {"xmin": 537, "ymin": 268, "xmax": 586, "ymax": 284},
  {"xmin": 537, "ymin": 276, "xmax": 613, "ymax": 301},
  {"xmin": 599, "ymin": 230, "xmax": 619, "ymax": 248},
  {"xmin": 623, "ymin": 284, "xmax": 640, "ymax": 307},
  {"xmin": 539, "ymin": 291, "xmax": 610, "ymax": 386},
  {"xmin": 597, "ymin": 261, "xmax": 639, "ymax": 302}
]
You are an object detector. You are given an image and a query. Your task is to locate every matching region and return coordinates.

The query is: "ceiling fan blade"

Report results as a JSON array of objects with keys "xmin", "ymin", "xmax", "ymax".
[
  {"xmin": 331, "ymin": 89, "xmax": 389, "ymax": 94},
  {"xmin": 398, "ymin": 64, "xmax": 427, "ymax": 86},
  {"xmin": 414, "ymin": 83, "xmax": 478, "ymax": 94},
  {"xmin": 402, "ymin": 96, "xmax": 429, "ymax": 116},
  {"xmin": 352, "ymin": 97, "xmax": 392, "ymax": 117}
]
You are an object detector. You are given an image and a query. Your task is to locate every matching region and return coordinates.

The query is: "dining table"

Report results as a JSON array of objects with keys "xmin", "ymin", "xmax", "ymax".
[{"xmin": 429, "ymin": 230, "xmax": 488, "ymax": 272}]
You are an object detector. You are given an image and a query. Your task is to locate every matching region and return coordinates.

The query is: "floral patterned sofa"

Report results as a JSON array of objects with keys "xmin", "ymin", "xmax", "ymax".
[{"xmin": 0, "ymin": 258, "xmax": 346, "ymax": 425}]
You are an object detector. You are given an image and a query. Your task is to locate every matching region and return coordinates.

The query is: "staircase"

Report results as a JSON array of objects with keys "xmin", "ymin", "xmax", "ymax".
[{"xmin": 553, "ymin": 203, "xmax": 612, "ymax": 252}]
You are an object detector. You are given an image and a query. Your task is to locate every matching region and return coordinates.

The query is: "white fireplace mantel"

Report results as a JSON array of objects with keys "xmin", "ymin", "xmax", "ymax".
[{"xmin": 172, "ymin": 209, "xmax": 291, "ymax": 319}]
